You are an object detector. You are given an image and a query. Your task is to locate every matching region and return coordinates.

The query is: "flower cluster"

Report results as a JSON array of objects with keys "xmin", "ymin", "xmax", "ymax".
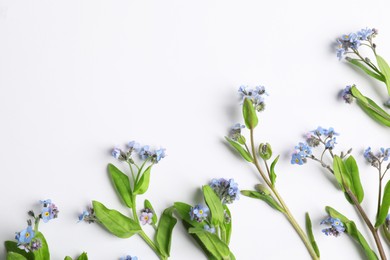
[
  {"xmin": 364, "ymin": 147, "xmax": 390, "ymax": 168},
  {"xmin": 189, "ymin": 204, "xmax": 209, "ymax": 222},
  {"xmin": 336, "ymin": 28, "xmax": 377, "ymax": 60},
  {"xmin": 40, "ymin": 200, "xmax": 59, "ymax": 223},
  {"xmin": 320, "ymin": 217, "xmax": 346, "ymax": 237},
  {"xmin": 112, "ymin": 141, "xmax": 166, "ymax": 164},
  {"xmin": 120, "ymin": 255, "xmax": 138, "ymax": 260},
  {"xmin": 341, "ymin": 85, "xmax": 354, "ymax": 104},
  {"xmin": 78, "ymin": 206, "xmax": 97, "ymax": 224},
  {"xmin": 209, "ymin": 178, "xmax": 239, "ymax": 204},
  {"xmin": 15, "ymin": 220, "xmax": 40, "ymax": 252},
  {"xmin": 139, "ymin": 208, "xmax": 154, "ymax": 225},
  {"xmin": 238, "ymin": 85, "xmax": 267, "ymax": 111},
  {"xmin": 291, "ymin": 127, "xmax": 339, "ymax": 165}
]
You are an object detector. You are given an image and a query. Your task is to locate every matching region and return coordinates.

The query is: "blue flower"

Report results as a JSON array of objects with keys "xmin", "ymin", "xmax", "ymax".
[
  {"xmin": 295, "ymin": 142, "xmax": 312, "ymax": 156},
  {"xmin": 291, "ymin": 151, "xmax": 305, "ymax": 165},
  {"xmin": 139, "ymin": 145, "xmax": 152, "ymax": 160},
  {"xmin": 120, "ymin": 255, "xmax": 138, "ymax": 260},
  {"xmin": 238, "ymin": 85, "xmax": 267, "ymax": 112},
  {"xmin": 190, "ymin": 205, "xmax": 209, "ymax": 222},
  {"xmin": 15, "ymin": 225, "xmax": 35, "ymax": 245},
  {"xmin": 204, "ymin": 224, "xmax": 216, "ymax": 234},
  {"xmin": 336, "ymin": 47, "xmax": 345, "ymax": 60},
  {"xmin": 78, "ymin": 206, "xmax": 96, "ymax": 224},
  {"xmin": 311, "ymin": 126, "xmax": 326, "ymax": 136},
  {"xmin": 321, "ymin": 217, "xmax": 345, "ymax": 237},
  {"xmin": 357, "ymin": 28, "xmax": 374, "ymax": 41},
  {"xmin": 325, "ymin": 137, "xmax": 337, "ymax": 149},
  {"xmin": 40, "ymin": 202, "xmax": 59, "ymax": 223},
  {"xmin": 127, "ymin": 141, "xmax": 141, "ymax": 152},
  {"xmin": 78, "ymin": 210, "xmax": 90, "ymax": 222},
  {"xmin": 41, "ymin": 207, "xmax": 53, "ymax": 223},
  {"xmin": 112, "ymin": 147, "xmax": 123, "ymax": 159},
  {"xmin": 39, "ymin": 199, "xmax": 52, "ymax": 206},
  {"xmin": 341, "ymin": 85, "xmax": 354, "ymax": 103},
  {"xmin": 380, "ymin": 147, "xmax": 390, "ymax": 161},
  {"xmin": 152, "ymin": 148, "xmax": 166, "ymax": 163},
  {"xmin": 229, "ymin": 123, "xmax": 245, "ymax": 141},
  {"xmin": 209, "ymin": 178, "xmax": 239, "ymax": 204}
]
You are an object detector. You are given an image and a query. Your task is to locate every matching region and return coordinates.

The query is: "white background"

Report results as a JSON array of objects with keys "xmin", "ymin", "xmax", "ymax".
[{"xmin": 1, "ymin": 1, "xmax": 390, "ymax": 259}]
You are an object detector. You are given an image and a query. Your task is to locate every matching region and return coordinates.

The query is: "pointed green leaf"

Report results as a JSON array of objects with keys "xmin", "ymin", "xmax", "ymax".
[
  {"xmin": 270, "ymin": 155, "xmax": 279, "ymax": 187},
  {"xmin": 344, "ymin": 156, "xmax": 364, "ymax": 203},
  {"xmin": 326, "ymin": 206, "xmax": 378, "ymax": 260},
  {"xmin": 92, "ymin": 200, "xmax": 141, "ymax": 238},
  {"xmin": 76, "ymin": 253, "xmax": 88, "ymax": 260},
  {"xmin": 173, "ymin": 202, "xmax": 203, "ymax": 228},
  {"xmin": 347, "ymin": 58, "xmax": 385, "ymax": 82},
  {"xmin": 375, "ymin": 180, "xmax": 390, "ymax": 227},
  {"xmin": 188, "ymin": 227, "xmax": 231, "ymax": 259},
  {"xmin": 225, "ymin": 137, "xmax": 253, "ymax": 162},
  {"xmin": 305, "ymin": 213, "xmax": 320, "ymax": 258},
  {"xmin": 241, "ymin": 190, "xmax": 285, "ymax": 213},
  {"xmin": 242, "ymin": 98, "xmax": 258, "ymax": 129},
  {"xmin": 64, "ymin": 257, "xmax": 73, "ymax": 260},
  {"xmin": 144, "ymin": 199, "xmax": 158, "ymax": 224},
  {"xmin": 33, "ymin": 232, "xmax": 50, "ymax": 260},
  {"xmin": 108, "ymin": 163, "xmax": 133, "ymax": 208},
  {"xmin": 133, "ymin": 165, "xmax": 152, "ymax": 195},
  {"xmin": 333, "ymin": 156, "xmax": 352, "ymax": 195},
  {"xmin": 7, "ymin": 252, "xmax": 27, "ymax": 260},
  {"xmin": 5, "ymin": 241, "xmax": 34, "ymax": 259},
  {"xmin": 376, "ymin": 55, "xmax": 390, "ymax": 95},
  {"xmin": 155, "ymin": 207, "xmax": 177, "ymax": 257},
  {"xmin": 203, "ymin": 185, "xmax": 225, "ymax": 226},
  {"xmin": 223, "ymin": 205, "xmax": 232, "ymax": 245}
]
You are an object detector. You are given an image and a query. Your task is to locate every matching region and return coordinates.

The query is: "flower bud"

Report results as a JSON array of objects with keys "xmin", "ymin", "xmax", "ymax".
[{"xmin": 258, "ymin": 143, "xmax": 272, "ymax": 160}]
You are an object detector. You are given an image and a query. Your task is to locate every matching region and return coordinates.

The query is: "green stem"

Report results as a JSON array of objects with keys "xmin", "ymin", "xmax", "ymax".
[{"xmin": 249, "ymin": 130, "xmax": 319, "ymax": 260}]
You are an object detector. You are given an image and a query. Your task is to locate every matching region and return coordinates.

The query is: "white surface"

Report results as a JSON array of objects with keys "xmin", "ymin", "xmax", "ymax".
[{"xmin": 1, "ymin": 1, "xmax": 390, "ymax": 259}]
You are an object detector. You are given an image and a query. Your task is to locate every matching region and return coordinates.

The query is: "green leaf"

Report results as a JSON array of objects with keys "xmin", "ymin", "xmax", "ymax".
[
  {"xmin": 382, "ymin": 225, "xmax": 390, "ymax": 245},
  {"xmin": 326, "ymin": 206, "xmax": 378, "ymax": 260},
  {"xmin": 225, "ymin": 137, "xmax": 253, "ymax": 162},
  {"xmin": 133, "ymin": 165, "xmax": 152, "ymax": 195},
  {"xmin": 92, "ymin": 200, "xmax": 141, "ymax": 238},
  {"xmin": 173, "ymin": 202, "xmax": 203, "ymax": 228},
  {"xmin": 375, "ymin": 180, "xmax": 390, "ymax": 227},
  {"xmin": 305, "ymin": 213, "xmax": 320, "ymax": 258},
  {"xmin": 347, "ymin": 58, "xmax": 385, "ymax": 82},
  {"xmin": 240, "ymin": 190, "xmax": 285, "ymax": 213},
  {"xmin": 242, "ymin": 98, "xmax": 258, "ymax": 129},
  {"xmin": 270, "ymin": 155, "xmax": 279, "ymax": 187},
  {"xmin": 376, "ymin": 55, "xmax": 390, "ymax": 95},
  {"xmin": 223, "ymin": 205, "xmax": 232, "ymax": 245},
  {"xmin": 108, "ymin": 163, "xmax": 133, "ymax": 208},
  {"xmin": 33, "ymin": 232, "xmax": 50, "ymax": 260},
  {"xmin": 64, "ymin": 257, "xmax": 73, "ymax": 260},
  {"xmin": 144, "ymin": 199, "xmax": 158, "ymax": 225},
  {"xmin": 188, "ymin": 227, "xmax": 231, "ymax": 259},
  {"xmin": 155, "ymin": 207, "xmax": 177, "ymax": 257},
  {"xmin": 351, "ymin": 86, "xmax": 390, "ymax": 127},
  {"xmin": 7, "ymin": 252, "xmax": 27, "ymax": 260},
  {"xmin": 344, "ymin": 156, "xmax": 364, "ymax": 203},
  {"xmin": 203, "ymin": 185, "xmax": 225, "ymax": 226},
  {"xmin": 5, "ymin": 241, "xmax": 33, "ymax": 259},
  {"xmin": 76, "ymin": 253, "xmax": 88, "ymax": 260},
  {"xmin": 333, "ymin": 156, "xmax": 350, "ymax": 192}
]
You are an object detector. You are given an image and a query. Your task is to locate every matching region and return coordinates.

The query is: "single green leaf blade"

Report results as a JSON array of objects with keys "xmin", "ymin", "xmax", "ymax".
[
  {"xmin": 242, "ymin": 98, "xmax": 258, "ymax": 129},
  {"xmin": 33, "ymin": 232, "xmax": 50, "ymax": 260},
  {"xmin": 344, "ymin": 156, "xmax": 364, "ymax": 203},
  {"xmin": 270, "ymin": 155, "xmax": 279, "ymax": 187},
  {"xmin": 203, "ymin": 185, "xmax": 225, "ymax": 226},
  {"xmin": 5, "ymin": 241, "xmax": 34, "ymax": 259},
  {"xmin": 134, "ymin": 165, "xmax": 152, "ymax": 195},
  {"xmin": 108, "ymin": 163, "xmax": 133, "ymax": 208},
  {"xmin": 223, "ymin": 205, "xmax": 232, "ymax": 245},
  {"xmin": 376, "ymin": 55, "xmax": 390, "ymax": 95},
  {"xmin": 155, "ymin": 207, "xmax": 177, "ymax": 257},
  {"xmin": 76, "ymin": 253, "xmax": 88, "ymax": 260},
  {"xmin": 241, "ymin": 190, "xmax": 285, "ymax": 213},
  {"xmin": 144, "ymin": 199, "xmax": 158, "ymax": 224},
  {"xmin": 64, "ymin": 257, "xmax": 73, "ymax": 260},
  {"xmin": 92, "ymin": 200, "xmax": 141, "ymax": 238},
  {"xmin": 375, "ymin": 180, "xmax": 390, "ymax": 227},
  {"xmin": 189, "ymin": 227, "xmax": 231, "ymax": 259},
  {"xmin": 225, "ymin": 137, "xmax": 253, "ymax": 162},
  {"xmin": 305, "ymin": 213, "xmax": 320, "ymax": 258},
  {"xmin": 347, "ymin": 58, "xmax": 385, "ymax": 82},
  {"xmin": 7, "ymin": 252, "xmax": 27, "ymax": 260}
]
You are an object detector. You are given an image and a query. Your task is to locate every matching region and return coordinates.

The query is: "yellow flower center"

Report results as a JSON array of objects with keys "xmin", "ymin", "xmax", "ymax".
[
  {"xmin": 295, "ymin": 158, "xmax": 299, "ymax": 163},
  {"xmin": 25, "ymin": 232, "xmax": 30, "ymax": 238},
  {"xmin": 45, "ymin": 212, "xmax": 50, "ymax": 216},
  {"xmin": 145, "ymin": 216, "xmax": 149, "ymax": 220},
  {"xmin": 199, "ymin": 210, "xmax": 203, "ymax": 214}
]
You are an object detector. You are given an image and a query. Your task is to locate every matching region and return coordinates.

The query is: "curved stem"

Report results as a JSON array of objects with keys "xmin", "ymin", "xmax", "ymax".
[{"xmin": 249, "ymin": 130, "xmax": 319, "ymax": 260}]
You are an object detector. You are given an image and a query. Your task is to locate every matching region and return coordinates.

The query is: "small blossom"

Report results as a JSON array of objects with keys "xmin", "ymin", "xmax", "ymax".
[
  {"xmin": 204, "ymin": 224, "xmax": 216, "ymax": 234},
  {"xmin": 190, "ymin": 205, "xmax": 209, "ymax": 222},
  {"xmin": 291, "ymin": 151, "xmax": 305, "ymax": 165},
  {"xmin": 321, "ymin": 217, "xmax": 345, "ymax": 237},
  {"xmin": 357, "ymin": 28, "xmax": 374, "ymax": 41},
  {"xmin": 30, "ymin": 239, "xmax": 42, "ymax": 251},
  {"xmin": 78, "ymin": 206, "xmax": 97, "ymax": 224},
  {"xmin": 336, "ymin": 33, "xmax": 360, "ymax": 59},
  {"xmin": 295, "ymin": 142, "xmax": 312, "ymax": 156},
  {"xmin": 325, "ymin": 137, "xmax": 337, "ymax": 149},
  {"xmin": 151, "ymin": 148, "xmax": 166, "ymax": 163},
  {"xmin": 238, "ymin": 85, "xmax": 267, "ymax": 112},
  {"xmin": 139, "ymin": 145, "xmax": 152, "ymax": 160},
  {"xmin": 39, "ymin": 199, "xmax": 52, "ymax": 206},
  {"xmin": 380, "ymin": 148, "xmax": 390, "ymax": 161},
  {"xmin": 140, "ymin": 211, "xmax": 153, "ymax": 225},
  {"xmin": 229, "ymin": 123, "xmax": 245, "ymax": 141},
  {"xmin": 336, "ymin": 47, "xmax": 345, "ymax": 60},
  {"xmin": 341, "ymin": 85, "xmax": 354, "ymax": 104},
  {"xmin": 120, "ymin": 255, "xmax": 138, "ymax": 260},
  {"xmin": 209, "ymin": 178, "xmax": 239, "ymax": 204},
  {"xmin": 127, "ymin": 141, "xmax": 141, "ymax": 152},
  {"xmin": 112, "ymin": 147, "xmax": 125, "ymax": 160},
  {"xmin": 15, "ymin": 224, "xmax": 35, "ymax": 251}
]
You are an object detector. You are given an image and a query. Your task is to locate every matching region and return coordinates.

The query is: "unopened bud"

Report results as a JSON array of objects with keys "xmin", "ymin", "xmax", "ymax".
[{"xmin": 258, "ymin": 143, "xmax": 272, "ymax": 160}]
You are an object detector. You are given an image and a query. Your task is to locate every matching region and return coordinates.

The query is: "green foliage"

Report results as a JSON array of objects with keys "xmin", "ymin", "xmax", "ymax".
[
  {"xmin": 305, "ymin": 213, "xmax": 320, "ymax": 258},
  {"xmin": 32, "ymin": 232, "xmax": 49, "ymax": 260},
  {"xmin": 155, "ymin": 207, "xmax": 177, "ymax": 257},
  {"xmin": 7, "ymin": 252, "xmax": 27, "ymax": 260},
  {"xmin": 133, "ymin": 165, "xmax": 152, "ymax": 195},
  {"xmin": 240, "ymin": 190, "xmax": 285, "ymax": 213},
  {"xmin": 92, "ymin": 200, "xmax": 141, "ymax": 238},
  {"xmin": 225, "ymin": 137, "xmax": 253, "ymax": 162},
  {"xmin": 203, "ymin": 185, "xmax": 225, "ymax": 226},
  {"xmin": 5, "ymin": 241, "xmax": 33, "ymax": 260},
  {"xmin": 376, "ymin": 55, "xmax": 390, "ymax": 95},
  {"xmin": 108, "ymin": 163, "xmax": 133, "ymax": 208},
  {"xmin": 347, "ymin": 58, "xmax": 385, "ymax": 82},
  {"xmin": 326, "ymin": 206, "xmax": 378, "ymax": 260},
  {"xmin": 375, "ymin": 180, "xmax": 390, "ymax": 227},
  {"xmin": 269, "ymin": 155, "xmax": 279, "ymax": 187},
  {"xmin": 222, "ymin": 205, "xmax": 232, "ymax": 245},
  {"xmin": 144, "ymin": 199, "xmax": 158, "ymax": 225},
  {"xmin": 242, "ymin": 98, "xmax": 258, "ymax": 129}
]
